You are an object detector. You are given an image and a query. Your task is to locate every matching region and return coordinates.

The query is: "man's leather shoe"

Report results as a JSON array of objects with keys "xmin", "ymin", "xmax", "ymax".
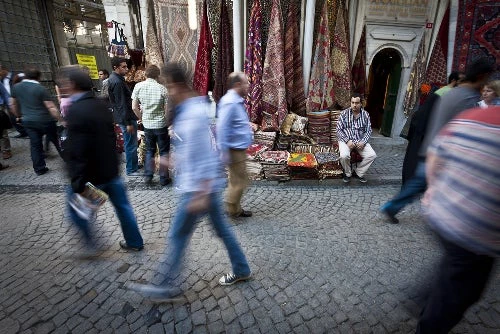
[{"xmin": 237, "ymin": 210, "xmax": 253, "ymax": 218}]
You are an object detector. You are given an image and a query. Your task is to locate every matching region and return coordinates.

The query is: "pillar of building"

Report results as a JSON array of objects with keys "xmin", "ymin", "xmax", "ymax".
[{"xmin": 303, "ymin": 0, "xmax": 316, "ymax": 95}]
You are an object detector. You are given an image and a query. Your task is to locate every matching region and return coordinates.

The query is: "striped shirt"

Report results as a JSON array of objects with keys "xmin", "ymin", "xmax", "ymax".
[
  {"xmin": 424, "ymin": 106, "xmax": 500, "ymax": 257},
  {"xmin": 131, "ymin": 78, "xmax": 168, "ymax": 129},
  {"xmin": 336, "ymin": 108, "xmax": 372, "ymax": 144}
]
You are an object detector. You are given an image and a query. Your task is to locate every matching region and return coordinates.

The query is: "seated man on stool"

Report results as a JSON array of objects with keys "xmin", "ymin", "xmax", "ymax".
[{"xmin": 336, "ymin": 93, "xmax": 377, "ymax": 183}]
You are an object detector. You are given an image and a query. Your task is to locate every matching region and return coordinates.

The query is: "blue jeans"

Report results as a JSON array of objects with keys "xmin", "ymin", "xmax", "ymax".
[
  {"xmin": 382, "ymin": 160, "xmax": 427, "ymax": 216},
  {"xmin": 159, "ymin": 191, "xmax": 250, "ymax": 287},
  {"xmin": 119, "ymin": 121, "xmax": 138, "ymax": 174},
  {"xmin": 67, "ymin": 177, "xmax": 143, "ymax": 248},
  {"xmin": 24, "ymin": 122, "xmax": 62, "ymax": 173},
  {"xmin": 144, "ymin": 127, "xmax": 170, "ymax": 182}
]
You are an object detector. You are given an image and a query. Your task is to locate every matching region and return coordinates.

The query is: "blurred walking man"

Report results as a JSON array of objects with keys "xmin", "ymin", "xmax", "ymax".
[
  {"xmin": 62, "ymin": 67, "xmax": 144, "ymax": 254},
  {"xmin": 416, "ymin": 106, "xmax": 500, "ymax": 333},
  {"xmin": 129, "ymin": 63, "xmax": 251, "ymax": 302},
  {"xmin": 217, "ymin": 72, "xmax": 256, "ymax": 218}
]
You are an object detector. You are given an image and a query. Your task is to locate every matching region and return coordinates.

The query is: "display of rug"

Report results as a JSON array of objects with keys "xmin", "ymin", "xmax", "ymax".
[
  {"xmin": 213, "ymin": 1, "xmax": 233, "ymax": 101},
  {"xmin": 402, "ymin": 36, "xmax": 426, "ymax": 116},
  {"xmin": 261, "ymin": 150, "xmax": 291, "ymax": 181},
  {"xmin": 425, "ymin": 5, "xmax": 449, "ymax": 87},
  {"xmin": 288, "ymin": 153, "xmax": 318, "ymax": 179},
  {"xmin": 315, "ymin": 152, "xmax": 343, "ymax": 179},
  {"xmin": 330, "ymin": 110, "xmax": 342, "ymax": 143},
  {"xmin": 284, "ymin": 0, "xmax": 306, "ymax": 116},
  {"xmin": 244, "ymin": 0, "xmax": 264, "ymax": 124},
  {"xmin": 247, "ymin": 160, "xmax": 264, "ymax": 180},
  {"xmin": 351, "ymin": 26, "xmax": 367, "ymax": 98},
  {"xmin": 452, "ymin": 0, "xmax": 499, "ymax": 78},
  {"xmin": 261, "ymin": 0, "xmax": 288, "ymax": 130},
  {"xmin": 276, "ymin": 134, "xmax": 292, "ymax": 150},
  {"xmin": 154, "ymin": 0, "xmax": 203, "ymax": 84},
  {"xmin": 145, "ymin": 0, "xmax": 164, "ymax": 67},
  {"xmin": 331, "ymin": 1, "xmax": 352, "ymax": 109},
  {"xmin": 306, "ymin": 0, "xmax": 335, "ymax": 112},
  {"xmin": 307, "ymin": 110, "xmax": 331, "ymax": 145},
  {"xmin": 253, "ymin": 130, "xmax": 277, "ymax": 150},
  {"xmin": 193, "ymin": 0, "xmax": 213, "ymax": 95},
  {"xmin": 246, "ymin": 143, "xmax": 268, "ymax": 160}
]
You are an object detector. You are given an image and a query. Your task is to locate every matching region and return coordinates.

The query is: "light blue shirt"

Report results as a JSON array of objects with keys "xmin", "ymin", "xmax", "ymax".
[
  {"xmin": 216, "ymin": 89, "xmax": 253, "ymax": 154},
  {"xmin": 172, "ymin": 96, "xmax": 224, "ymax": 194}
]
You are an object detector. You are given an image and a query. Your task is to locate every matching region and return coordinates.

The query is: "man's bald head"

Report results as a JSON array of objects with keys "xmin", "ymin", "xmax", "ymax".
[{"xmin": 227, "ymin": 72, "xmax": 249, "ymax": 98}]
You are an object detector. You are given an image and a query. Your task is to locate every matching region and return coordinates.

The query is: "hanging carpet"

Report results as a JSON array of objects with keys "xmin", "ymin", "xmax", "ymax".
[
  {"xmin": 193, "ymin": 0, "xmax": 213, "ymax": 95},
  {"xmin": 261, "ymin": 0, "xmax": 288, "ymax": 130},
  {"xmin": 145, "ymin": 0, "xmax": 164, "ymax": 67},
  {"xmin": 351, "ymin": 26, "xmax": 367, "ymax": 98},
  {"xmin": 154, "ymin": 0, "xmax": 202, "ymax": 84},
  {"xmin": 425, "ymin": 5, "xmax": 449, "ymax": 87},
  {"xmin": 331, "ymin": 1, "xmax": 352, "ymax": 109},
  {"xmin": 306, "ymin": 0, "xmax": 335, "ymax": 112},
  {"xmin": 452, "ymin": 0, "xmax": 499, "ymax": 78},
  {"xmin": 402, "ymin": 36, "xmax": 426, "ymax": 116},
  {"xmin": 213, "ymin": 0, "xmax": 233, "ymax": 101},
  {"xmin": 284, "ymin": 0, "xmax": 306, "ymax": 116},
  {"xmin": 244, "ymin": 0, "xmax": 264, "ymax": 124}
]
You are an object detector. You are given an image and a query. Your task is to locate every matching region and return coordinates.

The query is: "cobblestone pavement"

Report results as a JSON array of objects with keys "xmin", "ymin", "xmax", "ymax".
[{"xmin": 0, "ymin": 133, "xmax": 498, "ymax": 333}]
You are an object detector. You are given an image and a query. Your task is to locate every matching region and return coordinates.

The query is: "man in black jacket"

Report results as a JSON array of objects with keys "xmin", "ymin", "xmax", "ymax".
[
  {"xmin": 107, "ymin": 57, "xmax": 141, "ymax": 176},
  {"xmin": 62, "ymin": 66, "xmax": 144, "ymax": 253}
]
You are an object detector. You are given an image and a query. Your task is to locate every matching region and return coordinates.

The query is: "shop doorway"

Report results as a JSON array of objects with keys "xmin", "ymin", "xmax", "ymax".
[{"xmin": 366, "ymin": 48, "xmax": 402, "ymax": 136}]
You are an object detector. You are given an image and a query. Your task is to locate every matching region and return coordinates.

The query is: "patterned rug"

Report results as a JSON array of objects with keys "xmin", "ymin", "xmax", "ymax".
[
  {"xmin": 351, "ymin": 26, "xmax": 367, "ymax": 98},
  {"xmin": 452, "ymin": 0, "xmax": 500, "ymax": 78},
  {"xmin": 307, "ymin": 0, "xmax": 335, "ymax": 112},
  {"xmin": 426, "ymin": 5, "xmax": 449, "ymax": 86},
  {"xmin": 261, "ymin": 0, "xmax": 288, "ymax": 130},
  {"xmin": 245, "ymin": 0, "xmax": 264, "ymax": 124},
  {"xmin": 284, "ymin": 0, "xmax": 306, "ymax": 116},
  {"xmin": 212, "ymin": 1, "xmax": 233, "ymax": 102},
  {"xmin": 155, "ymin": 0, "xmax": 203, "ymax": 84},
  {"xmin": 331, "ymin": 1, "xmax": 352, "ymax": 109},
  {"xmin": 402, "ymin": 36, "xmax": 426, "ymax": 116},
  {"xmin": 193, "ymin": 0, "xmax": 213, "ymax": 95}
]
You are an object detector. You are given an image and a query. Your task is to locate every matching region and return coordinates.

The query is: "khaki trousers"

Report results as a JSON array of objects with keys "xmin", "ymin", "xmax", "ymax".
[
  {"xmin": 338, "ymin": 141, "xmax": 377, "ymax": 177},
  {"xmin": 225, "ymin": 149, "xmax": 249, "ymax": 216}
]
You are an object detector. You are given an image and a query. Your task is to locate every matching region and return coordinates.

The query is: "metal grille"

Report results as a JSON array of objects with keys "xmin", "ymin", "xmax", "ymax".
[{"xmin": 0, "ymin": 0, "xmax": 58, "ymax": 95}]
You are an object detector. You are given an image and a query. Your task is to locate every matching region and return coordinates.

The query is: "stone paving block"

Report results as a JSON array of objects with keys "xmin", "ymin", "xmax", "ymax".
[{"xmin": 174, "ymin": 317, "xmax": 193, "ymax": 334}]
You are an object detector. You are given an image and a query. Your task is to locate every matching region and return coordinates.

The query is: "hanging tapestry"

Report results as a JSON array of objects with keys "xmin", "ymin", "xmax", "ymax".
[
  {"xmin": 425, "ymin": 5, "xmax": 449, "ymax": 87},
  {"xmin": 331, "ymin": 1, "xmax": 352, "ymax": 109},
  {"xmin": 452, "ymin": 0, "xmax": 499, "ymax": 78},
  {"xmin": 145, "ymin": 0, "xmax": 164, "ymax": 67},
  {"xmin": 402, "ymin": 36, "xmax": 426, "ymax": 116},
  {"xmin": 327, "ymin": 0, "xmax": 341, "ymax": 47},
  {"xmin": 244, "ymin": 0, "xmax": 264, "ymax": 124},
  {"xmin": 193, "ymin": 0, "xmax": 213, "ymax": 95},
  {"xmin": 213, "ymin": 1, "xmax": 233, "ymax": 101},
  {"xmin": 284, "ymin": 0, "xmax": 306, "ymax": 116},
  {"xmin": 155, "ymin": 0, "xmax": 203, "ymax": 84},
  {"xmin": 306, "ymin": 0, "xmax": 335, "ymax": 112},
  {"xmin": 351, "ymin": 26, "xmax": 367, "ymax": 98},
  {"xmin": 261, "ymin": 0, "xmax": 287, "ymax": 130}
]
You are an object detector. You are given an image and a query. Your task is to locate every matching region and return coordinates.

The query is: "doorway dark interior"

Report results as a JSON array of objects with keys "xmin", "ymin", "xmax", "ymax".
[{"xmin": 366, "ymin": 48, "xmax": 402, "ymax": 136}]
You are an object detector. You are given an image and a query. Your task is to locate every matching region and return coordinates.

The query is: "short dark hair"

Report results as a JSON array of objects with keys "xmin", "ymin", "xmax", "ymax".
[
  {"xmin": 24, "ymin": 65, "xmax": 41, "ymax": 80},
  {"xmin": 464, "ymin": 58, "xmax": 494, "ymax": 83},
  {"xmin": 448, "ymin": 72, "xmax": 462, "ymax": 83},
  {"xmin": 111, "ymin": 57, "xmax": 127, "ymax": 70},
  {"xmin": 58, "ymin": 66, "xmax": 93, "ymax": 91},
  {"xmin": 98, "ymin": 69, "xmax": 109, "ymax": 76},
  {"xmin": 162, "ymin": 62, "xmax": 188, "ymax": 85},
  {"xmin": 227, "ymin": 72, "xmax": 244, "ymax": 89},
  {"xmin": 145, "ymin": 65, "xmax": 160, "ymax": 79},
  {"xmin": 351, "ymin": 92, "xmax": 363, "ymax": 101}
]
